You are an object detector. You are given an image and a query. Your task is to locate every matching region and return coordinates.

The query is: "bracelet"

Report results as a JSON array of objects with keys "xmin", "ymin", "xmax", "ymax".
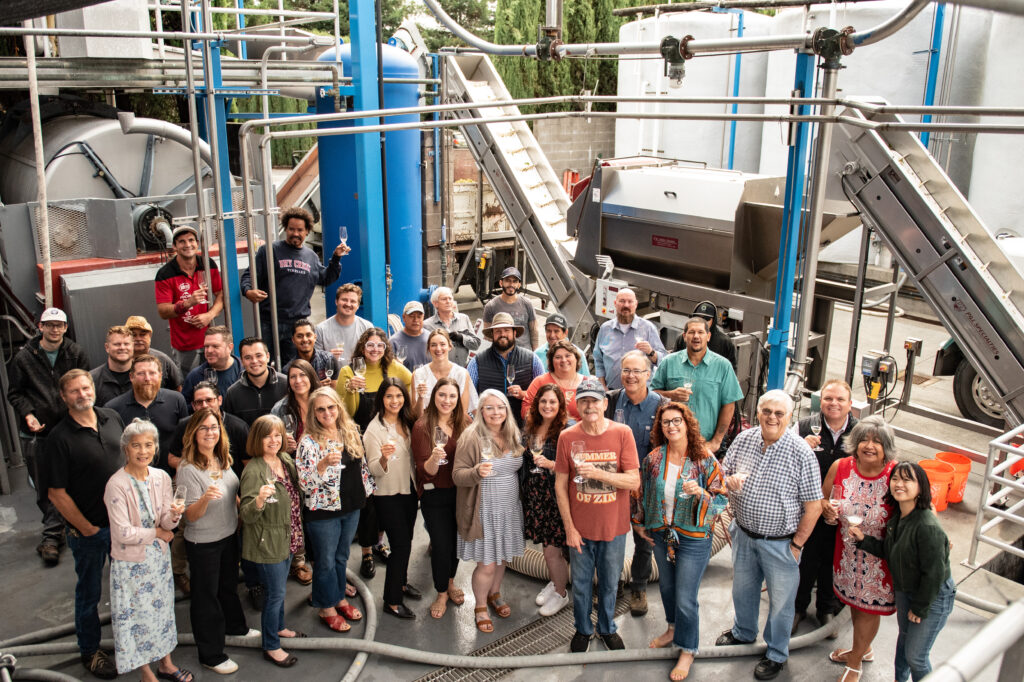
[
  {"xmin": 790, "ymin": 540, "xmax": 804, "ymax": 551},
  {"xmin": 173, "ymin": 300, "xmax": 186, "ymax": 315}
]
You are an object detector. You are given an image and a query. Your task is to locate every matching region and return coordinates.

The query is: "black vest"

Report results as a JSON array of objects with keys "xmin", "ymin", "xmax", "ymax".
[
  {"xmin": 797, "ymin": 415, "xmax": 858, "ymax": 481},
  {"xmin": 476, "ymin": 346, "xmax": 534, "ymax": 424}
]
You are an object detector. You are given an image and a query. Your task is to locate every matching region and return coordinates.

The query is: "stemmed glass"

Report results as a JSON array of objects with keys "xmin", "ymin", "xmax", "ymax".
[
  {"xmin": 433, "ymin": 426, "xmax": 449, "ymax": 466},
  {"xmin": 614, "ymin": 408, "xmax": 625, "ymax": 424},
  {"xmin": 352, "ymin": 358, "xmax": 366, "ymax": 393},
  {"xmin": 480, "ymin": 438, "xmax": 494, "ymax": 462},
  {"xmin": 571, "ymin": 440, "xmax": 587, "ymax": 484},
  {"xmin": 334, "ymin": 342, "xmax": 345, "ymax": 363},
  {"xmin": 529, "ymin": 434, "xmax": 545, "ymax": 474},
  {"xmin": 264, "ymin": 475, "xmax": 278, "ymax": 504},
  {"xmin": 679, "ymin": 462, "xmax": 702, "ymax": 499},
  {"xmin": 204, "ymin": 368, "xmax": 217, "ymax": 384},
  {"xmin": 385, "ymin": 424, "xmax": 398, "ymax": 460},
  {"xmin": 172, "ymin": 487, "xmax": 187, "ymax": 516},
  {"xmin": 827, "ymin": 485, "xmax": 844, "ymax": 526},
  {"xmin": 339, "ymin": 225, "xmax": 348, "ymax": 248},
  {"xmin": 282, "ymin": 414, "xmax": 296, "ymax": 437},
  {"xmin": 208, "ymin": 466, "xmax": 223, "ymax": 492},
  {"xmin": 810, "ymin": 413, "xmax": 824, "ymax": 451},
  {"xmin": 505, "ymin": 363, "xmax": 516, "ymax": 389},
  {"xmin": 325, "ymin": 367, "xmax": 335, "ymax": 381},
  {"xmin": 395, "ymin": 345, "xmax": 408, "ymax": 365}
]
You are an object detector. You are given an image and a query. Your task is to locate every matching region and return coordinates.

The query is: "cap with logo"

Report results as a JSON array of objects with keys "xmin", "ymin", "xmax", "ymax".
[
  {"xmin": 499, "ymin": 266, "xmax": 522, "ymax": 282},
  {"xmin": 693, "ymin": 301, "xmax": 718, "ymax": 322},
  {"xmin": 125, "ymin": 315, "xmax": 154, "ymax": 333},
  {"xmin": 575, "ymin": 377, "xmax": 607, "ymax": 401},
  {"xmin": 40, "ymin": 308, "xmax": 67, "ymax": 324},
  {"xmin": 403, "ymin": 301, "xmax": 425, "ymax": 315},
  {"xmin": 544, "ymin": 313, "xmax": 568, "ymax": 330}
]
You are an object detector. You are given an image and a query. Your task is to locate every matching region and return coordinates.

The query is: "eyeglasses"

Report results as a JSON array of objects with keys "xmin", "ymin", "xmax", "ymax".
[
  {"xmin": 621, "ymin": 368, "xmax": 649, "ymax": 376},
  {"xmin": 759, "ymin": 408, "xmax": 788, "ymax": 420},
  {"xmin": 364, "ymin": 342, "xmax": 386, "ymax": 350},
  {"xmin": 482, "ymin": 405, "xmax": 507, "ymax": 412},
  {"xmin": 662, "ymin": 417, "xmax": 684, "ymax": 427},
  {"xmin": 40, "ymin": 322, "xmax": 66, "ymax": 330},
  {"xmin": 197, "ymin": 425, "xmax": 221, "ymax": 433}
]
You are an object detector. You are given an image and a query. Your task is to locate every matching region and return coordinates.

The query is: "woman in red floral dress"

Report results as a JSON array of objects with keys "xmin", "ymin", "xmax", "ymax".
[{"xmin": 821, "ymin": 415, "xmax": 898, "ymax": 682}]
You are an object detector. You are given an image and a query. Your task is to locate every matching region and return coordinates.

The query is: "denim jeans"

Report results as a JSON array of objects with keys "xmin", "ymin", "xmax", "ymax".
[
  {"xmin": 894, "ymin": 578, "xmax": 956, "ymax": 681},
  {"xmin": 569, "ymin": 532, "xmax": 627, "ymax": 636},
  {"xmin": 652, "ymin": 532, "xmax": 713, "ymax": 653},
  {"xmin": 629, "ymin": 526, "xmax": 653, "ymax": 590},
  {"xmin": 306, "ymin": 511, "xmax": 361, "ymax": 608},
  {"xmin": 66, "ymin": 526, "xmax": 110, "ymax": 655},
  {"xmin": 729, "ymin": 522, "xmax": 801, "ymax": 663},
  {"xmin": 256, "ymin": 556, "xmax": 292, "ymax": 651}
]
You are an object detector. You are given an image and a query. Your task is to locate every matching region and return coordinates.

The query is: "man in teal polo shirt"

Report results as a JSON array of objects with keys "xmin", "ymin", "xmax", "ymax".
[{"xmin": 651, "ymin": 316, "xmax": 743, "ymax": 455}]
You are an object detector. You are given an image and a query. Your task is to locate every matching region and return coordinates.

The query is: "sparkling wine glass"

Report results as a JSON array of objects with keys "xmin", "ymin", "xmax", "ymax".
[
  {"xmin": 480, "ymin": 438, "xmax": 493, "ymax": 462},
  {"xmin": 339, "ymin": 225, "xmax": 348, "ymax": 248},
  {"xmin": 529, "ymin": 434, "xmax": 545, "ymax": 474},
  {"xmin": 334, "ymin": 341, "xmax": 345, "ymax": 362},
  {"xmin": 208, "ymin": 467, "xmax": 223, "ymax": 492},
  {"xmin": 386, "ymin": 424, "xmax": 398, "ymax": 460},
  {"xmin": 571, "ymin": 440, "xmax": 587, "ymax": 484},
  {"xmin": 811, "ymin": 413, "xmax": 823, "ymax": 451},
  {"xmin": 505, "ymin": 363, "xmax": 516, "ymax": 387},
  {"xmin": 352, "ymin": 358, "xmax": 366, "ymax": 393},
  {"xmin": 172, "ymin": 488, "xmax": 187, "ymax": 515},
  {"xmin": 828, "ymin": 485, "xmax": 844, "ymax": 525},
  {"xmin": 325, "ymin": 367, "xmax": 335, "ymax": 381},
  {"xmin": 204, "ymin": 368, "xmax": 217, "ymax": 384},
  {"xmin": 264, "ymin": 475, "xmax": 278, "ymax": 504},
  {"xmin": 434, "ymin": 426, "xmax": 449, "ymax": 466},
  {"xmin": 282, "ymin": 414, "xmax": 296, "ymax": 437},
  {"xmin": 679, "ymin": 462, "xmax": 702, "ymax": 499},
  {"xmin": 614, "ymin": 408, "xmax": 625, "ymax": 424}
]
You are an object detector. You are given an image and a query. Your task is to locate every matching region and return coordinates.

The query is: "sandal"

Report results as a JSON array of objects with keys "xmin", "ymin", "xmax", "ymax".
[
  {"xmin": 279, "ymin": 629, "xmax": 307, "ymax": 638},
  {"xmin": 320, "ymin": 613, "xmax": 351, "ymax": 633},
  {"xmin": 346, "ymin": 582, "xmax": 358, "ymax": 598},
  {"xmin": 156, "ymin": 669, "xmax": 194, "ymax": 682},
  {"xmin": 447, "ymin": 586, "xmax": 465, "ymax": 605},
  {"xmin": 487, "ymin": 592, "xmax": 511, "ymax": 618},
  {"xmin": 430, "ymin": 593, "xmax": 448, "ymax": 619},
  {"xmin": 829, "ymin": 648, "xmax": 874, "ymax": 664},
  {"xmin": 839, "ymin": 666, "xmax": 861, "ymax": 682},
  {"xmin": 337, "ymin": 602, "xmax": 362, "ymax": 622},
  {"xmin": 474, "ymin": 606, "xmax": 493, "ymax": 633}
]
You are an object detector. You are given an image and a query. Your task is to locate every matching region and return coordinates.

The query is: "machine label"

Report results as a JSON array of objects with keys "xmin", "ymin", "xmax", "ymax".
[
  {"xmin": 591, "ymin": 187, "xmax": 601, "ymax": 203},
  {"xmin": 651, "ymin": 235, "xmax": 679, "ymax": 250}
]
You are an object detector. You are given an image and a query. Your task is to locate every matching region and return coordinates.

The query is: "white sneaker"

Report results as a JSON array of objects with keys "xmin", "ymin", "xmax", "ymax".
[
  {"xmin": 243, "ymin": 628, "xmax": 260, "ymax": 638},
  {"xmin": 203, "ymin": 658, "xmax": 239, "ymax": 675},
  {"xmin": 539, "ymin": 589, "xmax": 570, "ymax": 616},
  {"xmin": 535, "ymin": 581, "xmax": 556, "ymax": 606}
]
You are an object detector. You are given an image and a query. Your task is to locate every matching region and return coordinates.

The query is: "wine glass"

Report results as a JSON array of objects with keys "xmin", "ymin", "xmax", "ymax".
[
  {"xmin": 480, "ymin": 438, "xmax": 494, "ymax": 462},
  {"xmin": 614, "ymin": 408, "xmax": 625, "ymax": 424},
  {"xmin": 679, "ymin": 462, "xmax": 702, "ymax": 499},
  {"xmin": 434, "ymin": 426, "xmax": 449, "ymax": 466},
  {"xmin": 325, "ymin": 367, "xmax": 335, "ymax": 381},
  {"xmin": 339, "ymin": 225, "xmax": 348, "ymax": 248},
  {"xmin": 204, "ymin": 368, "xmax": 218, "ymax": 384},
  {"xmin": 505, "ymin": 363, "xmax": 516, "ymax": 388},
  {"xmin": 729, "ymin": 466, "xmax": 749, "ymax": 493},
  {"xmin": 571, "ymin": 440, "xmax": 587, "ymax": 484},
  {"xmin": 208, "ymin": 466, "xmax": 223, "ymax": 492},
  {"xmin": 386, "ymin": 424, "xmax": 398, "ymax": 460},
  {"xmin": 827, "ymin": 485, "xmax": 844, "ymax": 526},
  {"xmin": 333, "ymin": 341, "xmax": 345, "ymax": 362},
  {"xmin": 529, "ymin": 434, "xmax": 545, "ymax": 474},
  {"xmin": 810, "ymin": 413, "xmax": 823, "ymax": 451},
  {"xmin": 395, "ymin": 345, "xmax": 408, "ymax": 365},
  {"xmin": 172, "ymin": 488, "xmax": 187, "ymax": 515},
  {"xmin": 264, "ymin": 475, "xmax": 278, "ymax": 504},
  {"xmin": 352, "ymin": 358, "xmax": 366, "ymax": 393},
  {"xmin": 282, "ymin": 414, "xmax": 296, "ymax": 437}
]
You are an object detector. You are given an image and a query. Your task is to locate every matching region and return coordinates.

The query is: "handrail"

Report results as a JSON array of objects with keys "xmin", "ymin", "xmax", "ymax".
[
  {"xmin": 966, "ymin": 422, "xmax": 1024, "ymax": 568},
  {"xmin": 922, "ymin": 598, "xmax": 1024, "ymax": 681}
]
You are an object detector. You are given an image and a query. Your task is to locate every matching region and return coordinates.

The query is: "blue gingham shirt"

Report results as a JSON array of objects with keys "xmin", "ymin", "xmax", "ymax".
[
  {"xmin": 592, "ymin": 316, "xmax": 667, "ymax": 390},
  {"xmin": 722, "ymin": 426, "xmax": 822, "ymax": 536}
]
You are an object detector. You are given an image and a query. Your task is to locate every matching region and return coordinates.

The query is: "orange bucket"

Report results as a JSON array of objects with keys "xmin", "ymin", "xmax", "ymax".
[
  {"xmin": 919, "ymin": 460, "xmax": 955, "ymax": 512},
  {"xmin": 936, "ymin": 452, "xmax": 972, "ymax": 503}
]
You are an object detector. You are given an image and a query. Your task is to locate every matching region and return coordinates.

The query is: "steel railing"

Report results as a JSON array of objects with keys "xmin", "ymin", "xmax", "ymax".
[
  {"xmin": 965, "ymin": 423, "xmax": 1024, "ymax": 569},
  {"xmin": 922, "ymin": 598, "xmax": 1024, "ymax": 681}
]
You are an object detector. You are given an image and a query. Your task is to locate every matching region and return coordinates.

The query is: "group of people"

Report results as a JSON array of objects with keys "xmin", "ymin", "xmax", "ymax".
[{"xmin": 6, "ymin": 206, "xmax": 955, "ymax": 682}]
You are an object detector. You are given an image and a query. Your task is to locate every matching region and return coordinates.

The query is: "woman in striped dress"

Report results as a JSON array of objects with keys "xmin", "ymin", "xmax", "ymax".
[{"xmin": 453, "ymin": 389, "xmax": 524, "ymax": 633}]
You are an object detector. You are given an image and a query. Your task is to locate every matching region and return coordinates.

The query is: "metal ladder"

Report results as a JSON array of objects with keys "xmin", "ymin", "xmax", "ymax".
[
  {"xmin": 445, "ymin": 53, "xmax": 594, "ymax": 332},
  {"xmin": 832, "ymin": 105, "xmax": 1024, "ymax": 426}
]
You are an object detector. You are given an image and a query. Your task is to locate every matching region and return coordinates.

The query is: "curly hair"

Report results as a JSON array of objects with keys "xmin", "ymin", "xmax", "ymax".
[
  {"xmin": 181, "ymin": 408, "xmax": 233, "ymax": 471},
  {"xmin": 524, "ymin": 383, "xmax": 568, "ymax": 444},
  {"xmin": 649, "ymin": 401, "xmax": 706, "ymax": 463},
  {"xmin": 280, "ymin": 206, "xmax": 314, "ymax": 232},
  {"xmin": 350, "ymin": 327, "xmax": 394, "ymax": 381},
  {"xmin": 546, "ymin": 338, "xmax": 582, "ymax": 375}
]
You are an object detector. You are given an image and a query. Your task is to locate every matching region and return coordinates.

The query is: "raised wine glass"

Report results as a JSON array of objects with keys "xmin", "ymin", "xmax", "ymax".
[
  {"xmin": 480, "ymin": 438, "xmax": 494, "ymax": 462},
  {"xmin": 264, "ymin": 475, "xmax": 278, "ymax": 504},
  {"xmin": 614, "ymin": 408, "xmax": 625, "ymax": 424},
  {"xmin": 529, "ymin": 434, "xmax": 545, "ymax": 474},
  {"xmin": 827, "ymin": 485, "xmax": 844, "ymax": 526},
  {"xmin": 434, "ymin": 426, "xmax": 449, "ymax": 466},
  {"xmin": 571, "ymin": 440, "xmax": 587, "ymax": 484},
  {"xmin": 339, "ymin": 225, "xmax": 348, "ymax": 248},
  {"xmin": 352, "ymin": 358, "xmax": 366, "ymax": 393},
  {"xmin": 811, "ymin": 413, "xmax": 824, "ymax": 451},
  {"xmin": 204, "ymin": 368, "xmax": 217, "ymax": 384}
]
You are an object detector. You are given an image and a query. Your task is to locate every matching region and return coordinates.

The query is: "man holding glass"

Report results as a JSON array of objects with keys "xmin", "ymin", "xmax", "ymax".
[
  {"xmin": 291, "ymin": 319, "xmax": 340, "ymax": 386},
  {"xmin": 592, "ymin": 288, "xmax": 666, "ymax": 390},
  {"xmin": 717, "ymin": 390, "xmax": 821, "ymax": 680},
  {"xmin": 555, "ymin": 378, "xmax": 640, "ymax": 653},
  {"xmin": 467, "ymin": 313, "xmax": 544, "ymax": 426},
  {"xmin": 792, "ymin": 379, "xmax": 858, "ymax": 635},
  {"xmin": 652, "ymin": 316, "xmax": 742, "ymax": 456}
]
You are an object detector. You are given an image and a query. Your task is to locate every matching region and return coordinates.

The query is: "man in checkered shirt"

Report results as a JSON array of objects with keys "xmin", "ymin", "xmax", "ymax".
[{"xmin": 715, "ymin": 390, "xmax": 822, "ymax": 680}]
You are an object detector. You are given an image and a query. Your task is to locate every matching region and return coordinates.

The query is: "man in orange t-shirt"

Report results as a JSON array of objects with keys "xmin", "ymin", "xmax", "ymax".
[{"xmin": 555, "ymin": 377, "xmax": 640, "ymax": 653}]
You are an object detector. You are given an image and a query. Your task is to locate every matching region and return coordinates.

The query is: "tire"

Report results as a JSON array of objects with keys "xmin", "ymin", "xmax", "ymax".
[{"xmin": 952, "ymin": 358, "xmax": 1005, "ymax": 428}]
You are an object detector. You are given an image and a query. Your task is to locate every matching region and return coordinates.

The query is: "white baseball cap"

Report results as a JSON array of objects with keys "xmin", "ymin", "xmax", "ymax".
[{"xmin": 40, "ymin": 308, "xmax": 67, "ymax": 324}]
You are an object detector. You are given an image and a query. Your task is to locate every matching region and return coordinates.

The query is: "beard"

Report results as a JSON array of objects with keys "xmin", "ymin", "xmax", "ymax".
[
  {"xmin": 69, "ymin": 397, "xmax": 95, "ymax": 412},
  {"xmin": 135, "ymin": 382, "xmax": 159, "ymax": 402},
  {"xmin": 493, "ymin": 336, "xmax": 515, "ymax": 351}
]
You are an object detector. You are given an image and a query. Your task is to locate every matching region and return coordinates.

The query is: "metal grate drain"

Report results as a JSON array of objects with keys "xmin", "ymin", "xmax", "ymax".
[{"xmin": 414, "ymin": 596, "xmax": 630, "ymax": 682}]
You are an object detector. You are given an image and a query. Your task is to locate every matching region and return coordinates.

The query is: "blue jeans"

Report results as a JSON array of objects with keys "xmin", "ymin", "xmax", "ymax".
[
  {"xmin": 730, "ymin": 522, "xmax": 801, "ymax": 663},
  {"xmin": 653, "ymin": 532, "xmax": 713, "ymax": 653},
  {"xmin": 894, "ymin": 578, "xmax": 956, "ymax": 681},
  {"xmin": 66, "ymin": 526, "xmax": 110, "ymax": 655},
  {"xmin": 255, "ymin": 556, "xmax": 292, "ymax": 651},
  {"xmin": 306, "ymin": 512, "xmax": 361, "ymax": 608},
  {"xmin": 569, "ymin": 532, "xmax": 627, "ymax": 636}
]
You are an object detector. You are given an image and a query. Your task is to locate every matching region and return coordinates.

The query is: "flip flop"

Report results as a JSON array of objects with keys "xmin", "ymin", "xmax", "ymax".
[
  {"xmin": 829, "ymin": 648, "xmax": 874, "ymax": 663},
  {"xmin": 487, "ymin": 592, "xmax": 511, "ymax": 618},
  {"xmin": 156, "ymin": 669, "xmax": 194, "ymax": 682}
]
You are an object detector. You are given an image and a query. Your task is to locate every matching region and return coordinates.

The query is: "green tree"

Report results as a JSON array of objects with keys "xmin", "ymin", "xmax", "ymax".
[{"xmin": 421, "ymin": 0, "xmax": 494, "ymax": 52}]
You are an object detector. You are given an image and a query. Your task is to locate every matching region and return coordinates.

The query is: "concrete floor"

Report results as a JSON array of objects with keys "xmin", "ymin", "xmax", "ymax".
[{"xmin": 1, "ymin": 302, "xmax": 1021, "ymax": 681}]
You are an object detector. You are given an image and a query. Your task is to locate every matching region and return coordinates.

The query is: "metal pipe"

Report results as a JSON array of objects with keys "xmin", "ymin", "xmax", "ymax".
[
  {"xmin": 259, "ymin": 135, "xmax": 283, "ymax": 370},
  {"xmin": 844, "ymin": 225, "xmax": 873, "ymax": 387},
  {"xmin": 117, "ymin": 111, "xmax": 213, "ymax": 164},
  {"xmin": 22, "ymin": 22, "xmax": 52, "ymax": 308},
  {"xmin": 850, "ymin": 0, "xmax": 931, "ymax": 46},
  {"xmin": 0, "ymin": 25, "xmax": 332, "ymax": 44},
  {"xmin": 924, "ymin": 599, "xmax": 1024, "ymax": 682},
  {"xmin": 150, "ymin": 2, "xmax": 335, "ymax": 19},
  {"xmin": 785, "ymin": 65, "xmax": 840, "ymax": 399},
  {"xmin": 612, "ymin": 0, "xmax": 886, "ymax": 15},
  {"xmin": 420, "ymin": 0, "xmax": 538, "ymax": 56},
  {"xmin": 375, "ymin": 0, "xmax": 393, "ymax": 275},
  {"xmin": 260, "ymin": 45, "xmax": 308, "ymax": 120}
]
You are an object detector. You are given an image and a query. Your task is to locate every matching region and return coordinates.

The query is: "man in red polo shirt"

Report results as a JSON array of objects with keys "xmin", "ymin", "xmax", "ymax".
[{"xmin": 155, "ymin": 225, "xmax": 224, "ymax": 375}]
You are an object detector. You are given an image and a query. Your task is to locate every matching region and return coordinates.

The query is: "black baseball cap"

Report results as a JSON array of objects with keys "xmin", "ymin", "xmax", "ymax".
[
  {"xmin": 693, "ymin": 301, "xmax": 717, "ymax": 321},
  {"xmin": 499, "ymin": 267, "xmax": 522, "ymax": 281},
  {"xmin": 545, "ymin": 313, "xmax": 568, "ymax": 330}
]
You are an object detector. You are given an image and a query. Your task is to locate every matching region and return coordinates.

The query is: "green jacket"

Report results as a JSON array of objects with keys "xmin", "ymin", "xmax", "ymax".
[
  {"xmin": 239, "ymin": 454, "xmax": 299, "ymax": 564},
  {"xmin": 857, "ymin": 507, "xmax": 951, "ymax": 618}
]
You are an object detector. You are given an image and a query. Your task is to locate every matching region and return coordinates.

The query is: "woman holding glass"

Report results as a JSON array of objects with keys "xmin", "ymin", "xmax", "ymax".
[
  {"xmin": 848, "ymin": 462, "xmax": 955, "ymax": 682},
  {"xmin": 411, "ymin": 378, "xmax": 468, "ymax": 619},
  {"xmin": 271, "ymin": 358, "xmax": 318, "ymax": 586},
  {"xmin": 453, "ymin": 389, "xmax": 525, "ymax": 633},
  {"xmin": 521, "ymin": 383, "xmax": 571, "ymax": 616},
  {"xmin": 176, "ymin": 408, "xmax": 253, "ymax": 675},
  {"xmin": 296, "ymin": 388, "xmax": 367, "ymax": 633},
  {"xmin": 821, "ymin": 415, "xmax": 898, "ymax": 682},
  {"xmin": 521, "ymin": 339, "xmax": 585, "ymax": 421},
  {"xmin": 239, "ymin": 415, "xmax": 304, "ymax": 668},
  {"xmin": 104, "ymin": 418, "xmax": 192, "ymax": 682},
  {"xmin": 411, "ymin": 329, "xmax": 477, "ymax": 416},
  {"xmin": 632, "ymin": 402, "xmax": 728, "ymax": 681},
  {"xmin": 364, "ymin": 378, "xmax": 421, "ymax": 618}
]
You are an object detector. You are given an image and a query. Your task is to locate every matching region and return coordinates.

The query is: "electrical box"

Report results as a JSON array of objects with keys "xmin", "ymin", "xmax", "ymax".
[{"xmin": 594, "ymin": 277, "xmax": 629, "ymax": 319}]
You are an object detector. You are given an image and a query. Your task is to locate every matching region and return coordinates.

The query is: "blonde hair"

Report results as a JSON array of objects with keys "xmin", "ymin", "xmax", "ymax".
[
  {"xmin": 460, "ymin": 389, "xmax": 521, "ymax": 456},
  {"xmin": 304, "ymin": 386, "xmax": 364, "ymax": 458}
]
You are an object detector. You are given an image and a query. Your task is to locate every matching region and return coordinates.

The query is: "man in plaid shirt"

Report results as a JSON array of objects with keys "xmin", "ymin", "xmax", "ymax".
[{"xmin": 716, "ymin": 390, "xmax": 822, "ymax": 680}]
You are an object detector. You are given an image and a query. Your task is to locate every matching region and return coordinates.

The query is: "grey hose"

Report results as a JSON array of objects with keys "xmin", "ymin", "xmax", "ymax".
[
  {"xmin": 11, "ymin": 670, "xmax": 81, "ymax": 682},
  {"xmin": 340, "ymin": 569, "xmax": 377, "ymax": 682}
]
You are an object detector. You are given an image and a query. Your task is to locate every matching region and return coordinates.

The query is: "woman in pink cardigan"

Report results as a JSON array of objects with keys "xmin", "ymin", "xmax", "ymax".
[{"xmin": 103, "ymin": 418, "xmax": 192, "ymax": 682}]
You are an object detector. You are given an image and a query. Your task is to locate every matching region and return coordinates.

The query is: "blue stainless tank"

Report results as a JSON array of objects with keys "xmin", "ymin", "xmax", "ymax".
[{"xmin": 316, "ymin": 43, "xmax": 422, "ymax": 317}]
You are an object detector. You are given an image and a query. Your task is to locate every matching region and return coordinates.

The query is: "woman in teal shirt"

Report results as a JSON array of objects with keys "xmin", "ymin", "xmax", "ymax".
[
  {"xmin": 632, "ymin": 401, "xmax": 728, "ymax": 681},
  {"xmin": 849, "ymin": 461, "xmax": 955, "ymax": 682}
]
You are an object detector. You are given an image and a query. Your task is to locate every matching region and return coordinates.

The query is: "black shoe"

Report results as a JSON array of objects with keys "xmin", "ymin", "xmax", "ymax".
[
  {"xmin": 600, "ymin": 632, "xmax": 625, "ymax": 650},
  {"xmin": 818, "ymin": 610, "xmax": 838, "ymax": 639},
  {"xmin": 792, "ymin": 610, "xmax": 806, "ymax": 635},
  {"xmin": 360, "ymin": 554, "xmax": 376, "ymax": 579},
  {"xmin": 629, "ymin": 589, "xmax": 648, "ymax": 616},
  {"xmin": 715, "ymin": 630, "xmax": 754, "ymax": 646},
  {"xmin": 383, "ymin": 603, "xmax": 415, "ymax": 619},
  {"xmin": 263, "ymin": 650, "xmax": 298, "ymax": 668},
  {"xmin": 754, "ymin": 657, "xmax": 785, "ymax": 680},
  {"xmin": 402, "ymin": 583, "xmax": 422, "ymax": 600},
  {"xmin": 616, "ymin": 580, "xmax": 624, "ymax": 599},
  {"xmin": 373, "ymin": 543, "xmax": 391, "ymax": 563},
  {"xmin": 37, "ymin": 542, "xmax": 60, "ymax": 566},
  {"xmin": 570, "ymin": 631, "xmax": 591, "ymax": 653},
  {"xmin": 81, "ymin": 650, "xmax": 117, "ymax": 679},
  {"xmin": 248, "ymin": 584, "xmax": 266, "ymax": 611}
]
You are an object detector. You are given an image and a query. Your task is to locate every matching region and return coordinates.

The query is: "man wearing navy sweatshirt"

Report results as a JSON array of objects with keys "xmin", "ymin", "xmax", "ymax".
[{"xmin": 241, "ymin": 206, "xmax": 350, "ymax": 365}]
